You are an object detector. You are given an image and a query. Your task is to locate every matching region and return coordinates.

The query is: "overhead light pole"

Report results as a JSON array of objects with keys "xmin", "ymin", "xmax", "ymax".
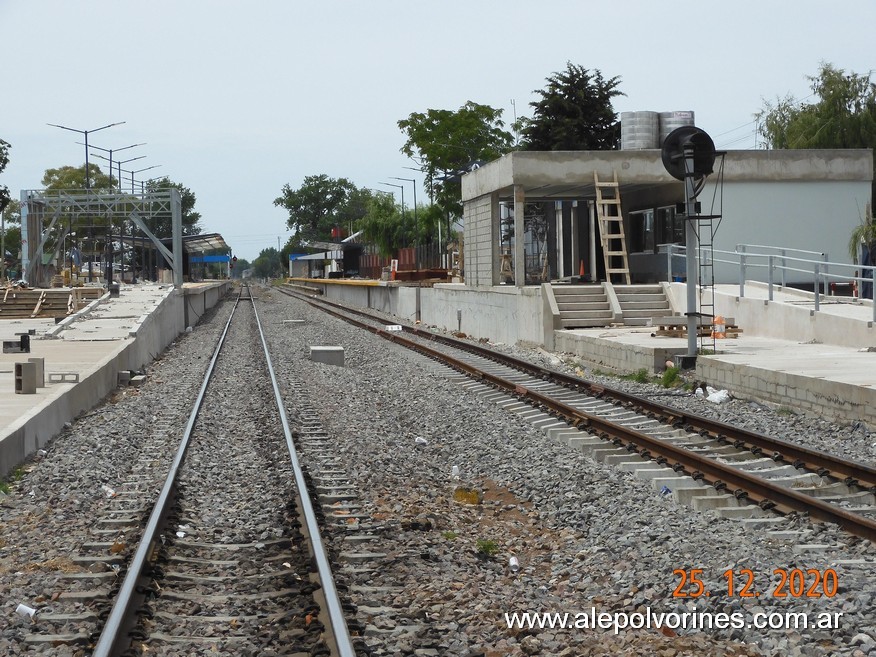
[
  {"xmin": 128, "ymin": 165, "xmax": 161, "ymax": 193},
  {"xmin": 91, "ymin": 153, "xmax": 146, "ymax": 191},
  {"xmin": 47, "ymin": 121, "xmax": 125, "ymax": 189},
  {"xmin": 82, "ymin": 142, "xmax": 145, "ymax": 190},
  {"xmin": 390, "ymin": 176, "xmax": 418, "ymax": 268},
  {"xmin": 379, "ymin": 182, "xmax": 405, "ymax": 217}
]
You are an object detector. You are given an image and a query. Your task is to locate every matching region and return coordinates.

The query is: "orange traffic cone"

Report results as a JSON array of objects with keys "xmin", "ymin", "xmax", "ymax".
[
  {"xmin": 711, "ymin": 315, "xmax": 726, "ymax": 339},
  {"xmin": 579, "ymin": 259, "xmax": 585, "ymax": 281}
]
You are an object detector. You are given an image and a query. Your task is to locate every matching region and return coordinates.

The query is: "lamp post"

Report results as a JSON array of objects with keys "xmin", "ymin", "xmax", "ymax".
[
  {"xmin": 82, "ymin": 142, "xmax": 145, "ymax": 190},
  {"xmin": 47, "ymin": 121, "xmax": 125, "ymax": 189},
  {"xmin": 91, "ymin": 153, "xmax": 146, "ymax": 192},
  {"xmin": 379, "ymin": 182, "xmax": 405, "ymax": 218},
  {"xmin": 127, "ymin": 165, "xmax": 161, "ymax": 193},
  {"xmin": 64, "ymin": 230, "xmax": 77, "ymax": 282},
  {"xmin": 389, "ymin": 176, "xmax": 418, "ymax": 269}
]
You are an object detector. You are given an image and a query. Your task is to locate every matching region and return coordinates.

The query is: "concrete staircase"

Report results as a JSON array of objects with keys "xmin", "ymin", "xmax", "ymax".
[
  {"xmin": 552, "ymin": 285, "xmax": 614, "ymax": 328},
  {"xmin": 615, "ymin": 284, "xmax": 671, "ymax": 326}
]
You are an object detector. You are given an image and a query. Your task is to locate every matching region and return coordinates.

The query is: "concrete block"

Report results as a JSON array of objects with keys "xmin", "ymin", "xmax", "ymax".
[
  {"xmin": 118, "ymin": 370, "xmax": 132, "ymax": 386},
  {"xmin": 3, "ymin": 334, "xmax": 30, "ymax": 353},
  {"xmin": 28, "ymin": 357, "xmax": 45, "ymax": 387},
  {"xmin": 310, "ymin": 345, "xmax": 345, "ymax": 367},
  {"xmin": 130, "ymin": 375, "xmax": 147, "ymax": 388},
  {"xmin": 48, "ymin": 372, "xmax": 80, "ymax": 384},
  {"xmin": 15, "ymin": 361, "xmax": 37, "ymax": 394}
]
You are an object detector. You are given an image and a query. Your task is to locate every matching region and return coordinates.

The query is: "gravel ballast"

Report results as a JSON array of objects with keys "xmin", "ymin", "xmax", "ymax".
[
  {"xmin": 261, "ymin": 287, "xmax": 875, "ymax": 657},
  {"xmin": 0, "ymin": 286, "xmax": 873, "ymax": 657}
]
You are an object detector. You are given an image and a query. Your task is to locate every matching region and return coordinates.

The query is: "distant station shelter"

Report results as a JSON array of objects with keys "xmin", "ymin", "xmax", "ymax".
[{"xmin": 461, "ymin": 148, "xmax": 873, "ymax": 288}]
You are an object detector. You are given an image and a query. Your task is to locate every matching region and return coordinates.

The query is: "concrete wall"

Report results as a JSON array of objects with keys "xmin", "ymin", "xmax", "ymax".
[
  {"xmin": 665, "ymin": 281, "xmax": 876, "ymax": 348},
  {"xmin": 702, "ymin": 180, "xmax": 870, "ymax": 285},
  {"xmin": 697, "ymin": 357, "xmax": 876, "ymax": 426},
  {"xmin": 183, "ymin": 282, "xmax": 231, "ymax": 328},
  {"xmin": 554, "ymin": 331, "xmax": 684, "ymax": 374},
  {"xmin": 288, "ymin": 280, "xmax": 546, "ymax": 346},
  {"xmin": 463, "ymin": 193, "xmax": 497, "ymax": 287},
  {"xmin": 422, "ymin": 284, "xmax": 544, "ymax": 344}
]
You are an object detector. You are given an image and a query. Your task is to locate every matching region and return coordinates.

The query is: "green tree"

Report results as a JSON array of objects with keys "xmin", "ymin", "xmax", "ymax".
[
  {"xmin": 142, "ymin": 176, "xmax": 203, "ymax": 236},
  {"xmin": 2, "ymin": 199, "xmax": 21, "ymax": 278},
  {"xmin": 0, "ymin": 138, "xmax": 11, "ymax": 215},
  {"xmin": 756, "ymin": 63, "xmax": 876, "ymax": 262},
  {"xmin": 518, "ymin": 63, "xmax": 624, "ymax": 151},
  {"xmin": 42, "ymin": 163, "xmax": 116, "ymax": 191},
  {"xmin": 252, "ymin": 246, "xmax": 283, "ymax": 279},
  {"xmin": 359, "ymin": 192, "xmax": 408, "ymax": 258},
  {"xmin": 398, "ymin": 102, "xmax": 514, "ymax": 221},
  {"xmin": 274, "ymin": 175, "xmax": 366, "ymax": 249},
  {"xmin": 757, "ymin": 63, "xmax": 876, "ymax": 150}
]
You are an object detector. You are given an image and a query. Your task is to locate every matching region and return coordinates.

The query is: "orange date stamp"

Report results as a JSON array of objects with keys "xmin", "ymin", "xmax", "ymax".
[{"xmin": 672, "ymin": 568, "xmax": 839, "ymax": 599}]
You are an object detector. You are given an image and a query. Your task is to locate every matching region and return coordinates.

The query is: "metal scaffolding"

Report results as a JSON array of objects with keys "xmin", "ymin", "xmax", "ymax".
[{"xmin": 19, "ymin": 187, "xmax": 182, "ymax": 287}]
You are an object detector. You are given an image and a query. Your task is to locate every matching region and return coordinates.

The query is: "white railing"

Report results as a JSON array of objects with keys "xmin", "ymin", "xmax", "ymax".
[{"xmin": 663, "ymin": 243, "xmax": 876, "ymax": 321}]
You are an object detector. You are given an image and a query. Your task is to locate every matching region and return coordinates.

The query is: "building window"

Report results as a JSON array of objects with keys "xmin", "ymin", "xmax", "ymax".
[
  {"xmin": 656, "ymin": 206, "xmax": 682, "ymax": 246},
  {"xmin": 629, "ymin": 209, "xmax": 655, "ymax": 253}
]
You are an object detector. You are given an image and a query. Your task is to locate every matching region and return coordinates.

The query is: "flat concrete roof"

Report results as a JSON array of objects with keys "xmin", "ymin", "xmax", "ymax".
[{"xmin": 461, "ymin": 149, "xmax": 874, "ymax": 202}]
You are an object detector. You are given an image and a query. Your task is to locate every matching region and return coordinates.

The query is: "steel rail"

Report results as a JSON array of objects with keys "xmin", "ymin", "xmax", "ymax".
[
  {"xmin": 93, "ymin": 287, "xmax": 246, "ymax": 656},
  {"xmin": 250, "ymin": 289, "xmax": 357, "ymax": 657},
  {"xmin": 284, "ymin": 288, "xmax": 876, "ymax": 489},
  {"xmin": 286, "ymin": 289, "xmax": 876, "ymax": 542},
  {"xmin": 95, "ymin": 286, "xmax": 357, "ymax": 656}
]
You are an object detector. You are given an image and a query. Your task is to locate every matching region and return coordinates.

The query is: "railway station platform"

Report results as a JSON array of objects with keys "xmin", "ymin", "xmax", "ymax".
[
  {"xmin": 556, "ymin": 282, "xmax": 876, "ymax": 426},
  {"xmin": 0, "ymin": 281, "xmax": 231, "ymax": 477}
]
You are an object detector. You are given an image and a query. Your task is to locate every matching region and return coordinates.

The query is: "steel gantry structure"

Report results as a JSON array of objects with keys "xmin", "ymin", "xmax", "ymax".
[{"xmin": 20, "ymin": 187, "xmax": 183, "ymax": 287}]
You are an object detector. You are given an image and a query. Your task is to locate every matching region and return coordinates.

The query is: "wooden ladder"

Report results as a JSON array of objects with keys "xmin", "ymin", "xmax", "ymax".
[{"xmin": 594, "ymin": 171, "xmax": 631, "ymax": 284}]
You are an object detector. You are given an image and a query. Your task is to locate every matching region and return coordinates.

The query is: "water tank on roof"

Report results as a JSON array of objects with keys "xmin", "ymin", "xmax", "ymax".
[
  {"xmin": 659, "ymin": 111, "xmax": 695, "ymax": 146},
  {"xmin": 620, "ymin": 111, "xmax": 659, "ymax": 150}
]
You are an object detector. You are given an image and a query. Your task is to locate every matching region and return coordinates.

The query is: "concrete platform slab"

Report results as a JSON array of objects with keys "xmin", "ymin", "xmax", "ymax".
[{"xmin": 1, "ymin": 281, "xmax": 231, "ymax": 477}]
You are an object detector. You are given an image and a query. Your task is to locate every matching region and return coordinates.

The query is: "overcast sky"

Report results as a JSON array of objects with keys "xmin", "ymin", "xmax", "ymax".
[{"xmin": 1, "ymin": 0, "xmax": 873, "ymax": 261}]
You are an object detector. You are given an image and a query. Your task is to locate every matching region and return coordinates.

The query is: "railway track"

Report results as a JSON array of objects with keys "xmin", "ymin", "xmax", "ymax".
[
  {"xmin": 23, "ymin": 285, "xmax": 362, "ymax": 656},
  {"xmin": 278, "ymin": 285, "xmax": 876, "ymax": 545}
]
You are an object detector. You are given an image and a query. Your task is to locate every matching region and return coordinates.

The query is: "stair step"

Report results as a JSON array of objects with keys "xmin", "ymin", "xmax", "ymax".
[
  {"xmin": 619, "ymin": 305, "xmax": 670, "ymax": 312},
  {"xmin": 616, "ymin": 294, "xmax": 668, "ymax": 303},
  {"xmin": 559, "ymin": 317, "xmax": 613, "ymax": 328},
  {"xmin": 560, "ymin": 310, "xmax": 615, "ymax": 320},
  {"xmin": 623, "ymin": 309, "xmax": 668, "ymax": 319},
  {"xmin": 552, "ymin": 286, "xmax": 605, "ymax": 296},
  {"xmin": 556, "ymin": 302, "xmax": 610, "ymax": 312}
]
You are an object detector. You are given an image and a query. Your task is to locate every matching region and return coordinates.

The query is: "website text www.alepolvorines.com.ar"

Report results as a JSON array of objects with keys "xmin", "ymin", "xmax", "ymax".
[{"xmin": 504, "ymin": 607, "xmax": 844, "ymax": 634}]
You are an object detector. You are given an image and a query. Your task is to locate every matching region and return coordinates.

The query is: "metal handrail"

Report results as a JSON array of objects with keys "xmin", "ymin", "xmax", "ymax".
[{"xmin": 664, "ymin": 243, "xmax": 876, "ymax": 321}]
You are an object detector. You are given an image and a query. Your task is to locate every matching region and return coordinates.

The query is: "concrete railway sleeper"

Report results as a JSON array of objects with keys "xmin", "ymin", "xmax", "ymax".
[{"xmin": 279, "ymin": 286, "xmax": 876, "ymax": 546}]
